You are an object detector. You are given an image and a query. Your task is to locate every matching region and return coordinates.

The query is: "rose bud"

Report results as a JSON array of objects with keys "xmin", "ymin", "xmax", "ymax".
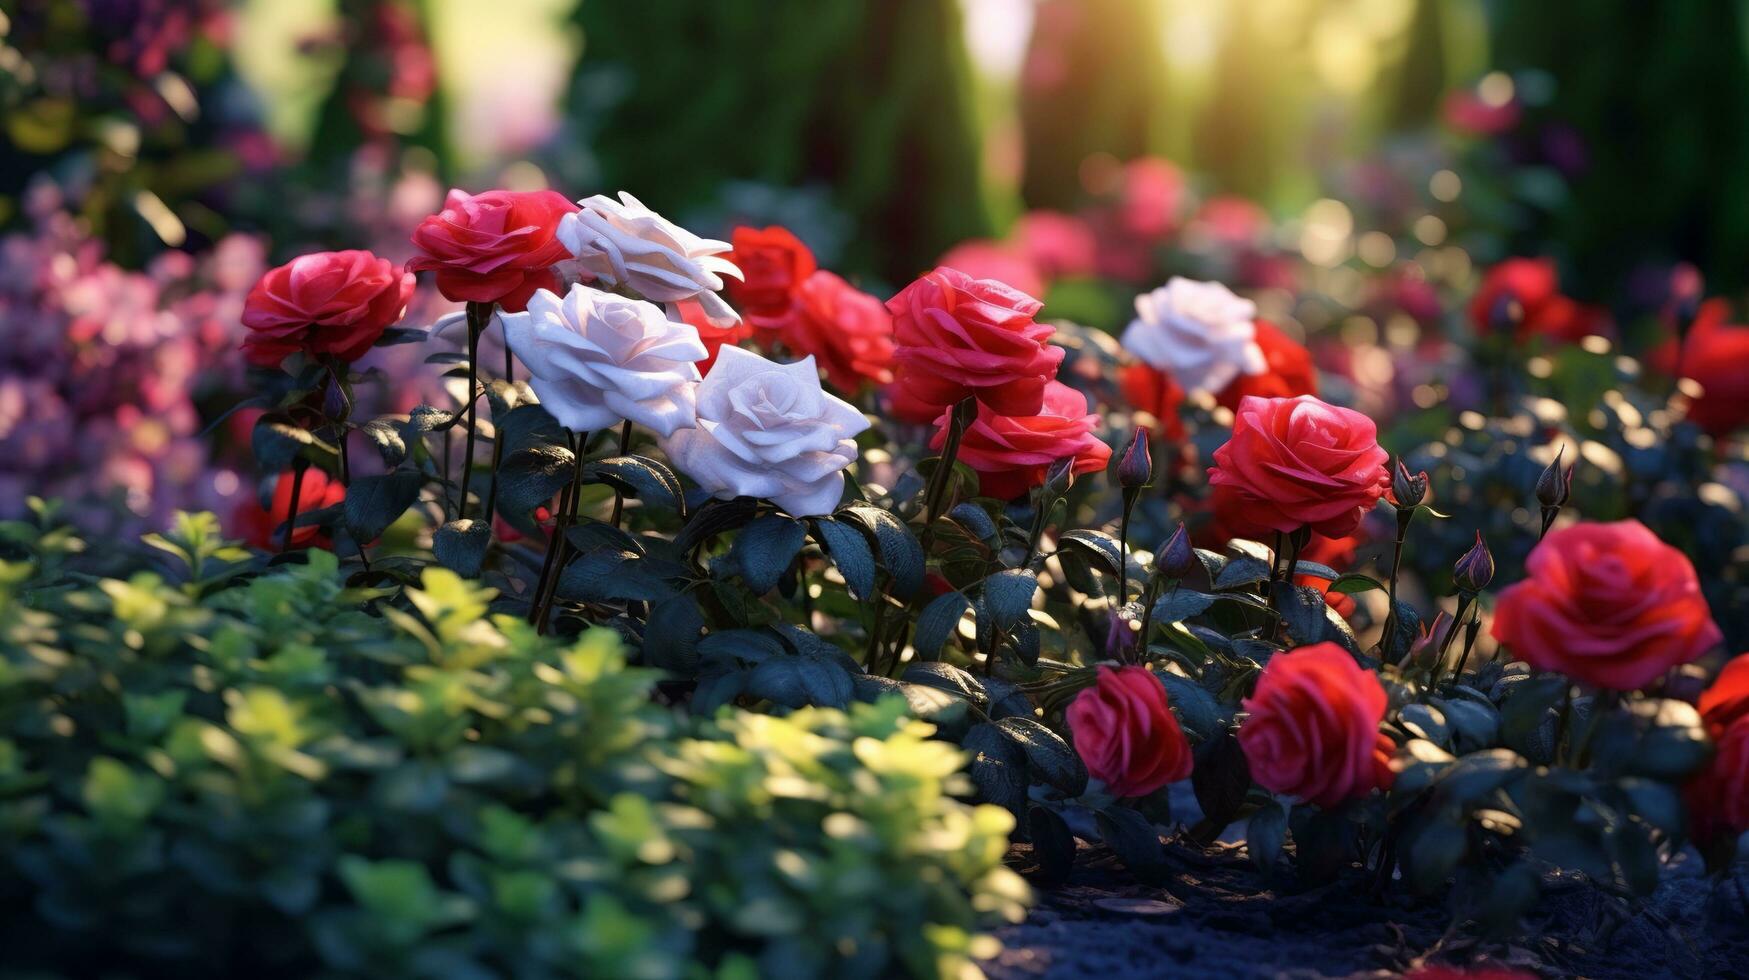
[
  {"xmin": 1535, "ymin": 445, "xmax": 1573, "ymax": 509},
  {"xmin": 1488, "ymin": 291, "xmax": 1521, "ymax": 334},
  {"xmin": 1453, "ymin": 532, "xmax": 1494, "ymax": 593},
  {"xmin": 1117, "ymin": 427, "xmax": 1153, "ymax": 490},
  {"xmin": 1391, "ymin": 457, "xmax": 1428, "ymax": 508},
  {"xmin": 1156, "ymin": 522, "xmax": 1196, "ymax": 580},
  {"xmin": 1042, "ymin": 455, "xmax": 1079, "ymax": 498}
]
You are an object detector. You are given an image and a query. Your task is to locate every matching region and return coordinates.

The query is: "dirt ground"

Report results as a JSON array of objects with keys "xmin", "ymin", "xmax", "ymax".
[{"xmin": 983, "ymin": 837, "xmax": 1749, "ymax": 980}]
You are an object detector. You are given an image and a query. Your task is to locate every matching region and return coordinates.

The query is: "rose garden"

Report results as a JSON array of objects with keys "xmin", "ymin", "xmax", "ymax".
[{"xmin": 5, "ymin": 4, "xmax": 1749, "ymax": 978}]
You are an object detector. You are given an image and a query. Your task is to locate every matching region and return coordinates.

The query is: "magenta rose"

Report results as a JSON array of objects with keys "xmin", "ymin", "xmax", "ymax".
[
  {"xmin": 885, "ymin": 266, "xmax": 1063, "ymax": 423},
  {"xmin": 936, "ymin": 380, "xmax": 1112, "ymax": 500},
  {"xmin": 407, "ymin": 188, "xmax": 578, "ymax": 312},
  {"xmin": 1491, "ymin": 520, "xmax": 1723, "ymax": 691},
  {"xmin": 241, "ymin": 250, "xmax": 414, "ymax": 367},
  {"xmin": 1207, "ymin": 394, "xmax": 1390, "ymax": 538},
  {"xmin": 1238, "ymin": 642, "xmax": 1395, "ymax": 807},
  {"xmin": 1066, "ymin": 665, "xmax": 1194, "ymax": 797}
]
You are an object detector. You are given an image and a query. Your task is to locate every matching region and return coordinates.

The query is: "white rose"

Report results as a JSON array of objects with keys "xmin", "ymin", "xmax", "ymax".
[
  {"xmin": 557, "ymin": 191, "xmax": 743, "ymax": 328},
  {"xmin": 660, "ymin": 346, "xmax": 869, "ymax": 517},
  {"xmin": 500, "ymin": 283, "xmax": 706, "ymax": 437},
  {"xmin": 1119, "ymin": 276, "xmax": 1265, "ymax": 396}
]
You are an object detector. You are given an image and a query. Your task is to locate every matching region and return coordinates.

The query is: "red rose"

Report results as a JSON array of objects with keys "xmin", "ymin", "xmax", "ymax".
[
  {"xmin": 1216, "ymin": 319, "xmax": 1317, "ymax": 410},
  {"xmin": 675, "ymin": 298, "xmax": 752, "ymax": 375},
  {"xmin": 1468, "ymin": 258, "xmax": 1605, "ymax": 343},
  {"xmin": 725, "ymin": 225, "xmax": 816, "ymax": 333},
  {"xmin": 1066, "ymin": 665, "xmax": 1193, "ymax": 797},
  {"xmin": 407, "ymin": 188, "xmax": 577, "ymax": 312},
  {"xmin": 886, "ymin": 266, "xmax": 1063, "ymax": 423},
  {"xmin": 1207, "ymin": 394, "xmax": 1390, "ymax": 538},
  {"xmin": 937, "ymin": 380, "xmax": 1111, "ymax": 500},
  {"xmin": 241, "ymin": 250, "xmax": 414, "ymax": 367},
  {"xmin": 780, "ymin": 270, "xmax": 894, "ymax": 392},
  {"xmin": 1674, "ymin": 299, "xmax": 1749, "ymax": 438},
  {"xmin": 232, "ymin": 468, "xmax": 347, "ymax": 550},
  {"xmin": 1689, "ymin": 655, "xmax": 1749, "ymax": 841},
  {"xmin": 1491, "ymin": 520, "xmax": 1723, "ymax": 691},
  {"xmin": 1118, "ymin": 362, "xmax": 1186, "ymax": 442},
  {"xmin": 1238, "ymin": 642, "xmax": 1395, "ymax": 806}
]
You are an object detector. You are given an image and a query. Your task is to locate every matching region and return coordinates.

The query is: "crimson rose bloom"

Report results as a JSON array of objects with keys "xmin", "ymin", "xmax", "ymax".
[
  {"xmin": 407, "ymin": 188, "xmax": 577, "ymax": 312},
  {"xmin": 1689, "ymin": 655, "xmax": 1749, "ymax": 842},
  {"xmin": 936, "ymin": 380, "xmax": 1111, "ymax": 500},
  {"xmin": 1215, "ymin": 319, "xmax": 1317, "ymax": 410},
  {"xmin": 1674, "ymin": 299, "xmax": 1749, "ymax": 438},
  {"xmin": 1491, "ymin": 520, "xmax": 1723, "ymax": 691},
  {"xmin": 232, "ymin": 468, "xmax": 347, "ymax": 550},
  {"xmin": 675, "ymin": 298, "xmax": 752, "ymax": 375},
  {"xmin": 725, "ymin": 225, "xmax": 816, "ymax": 333},
  {"xmin": 1118, "ymin": 362, "xmax": 1186, "ymax": 442},
  {"xmin": 1066, "ymin": 665, "xmax": 1193, "ymax": 797},
  {"xmin": 241, "ymin": 250, "xmax": 414, "ymax": 367},
  {"xmin": 886, "ymin": 267, "xmax": 1063, "ymax": 423},
  {"xmin": 1207, "ymin": 394, "xmax": 1390, "ymax": 538},
  {"xmin": 1239, "ymin": 643, "xmax": 1395, "ymax": 807},
  {"xmin": 1468, "ymin": 258, "xmax": 1605, "ymax": 343},
  {"xmin": 780, "ymin": 270, "xmax": 894, "ymax": 392}
]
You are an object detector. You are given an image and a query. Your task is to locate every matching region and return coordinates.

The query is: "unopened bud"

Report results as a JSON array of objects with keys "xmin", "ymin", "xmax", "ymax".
[
  {"xmin": 1489, "ymin": 293, "xmax": 1521, "ymax": 334},
  {"xmin": 1117, "ymin": 427, "xmax": 1153, "ymax": 490},
  {"xmin": 1453, "ymin": 532, "xmax": 1494, "ymax": 593},
  {"xmin": 1391, "ymin": 458, "xmax": 1429, "ymax": 508},
  {"xmin": 1155, "ymin": 522, "xmax": 1196, "ymax": 580},
  {"xmin": 1535, "ymin": 445, "xmax": 1574, "ymax": 509},
  {"xmin": 1043, "ymin": 456, "xmax": 1077, "ymax": 497}
]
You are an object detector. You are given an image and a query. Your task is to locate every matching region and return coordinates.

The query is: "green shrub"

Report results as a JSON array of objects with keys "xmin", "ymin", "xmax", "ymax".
[{"xmin": 0, "ymin": 512, "xmax": 1027, "ymax": 978}]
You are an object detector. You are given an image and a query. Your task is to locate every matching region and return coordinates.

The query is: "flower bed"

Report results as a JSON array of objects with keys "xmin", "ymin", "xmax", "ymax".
[{"xmin": 4, "ymin": 155, "xmax": 1748, "ymax": 978}]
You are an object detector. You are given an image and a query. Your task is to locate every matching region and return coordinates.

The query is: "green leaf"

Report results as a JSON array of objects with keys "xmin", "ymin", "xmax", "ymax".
[
  {"xmin": 946, "ymin": 502, "xmax": 999, "ymax": 545},
  {"xmin": 1213, "ymin": 556, "xmax": 1272, "ymax": 590},
  {"xmin": 963, "ymin": 723, "xmax": 1028, "ymax": 813},
  {"xmin": 497, "ymin": 444, "xmax": 575, "ymax": 517},
  {"xmin": 982, "ymin": 569, "xmax": 1038, "ymax": 634},
  {"xmin": 1326, "ymin": 572, "xmax": 1385, "ymax": 595},
  {"xmin": 359, "ymin": 420, "xmax": 408, "ymax": 467},
  {"xmin": 584, "ymin": 455, "xmax": 686, "ymax": 515},
  {"xmin": 1058, "ymin": 529, "xmax": 1123, "ymax": 578},
  {"xmin": 555, "ymin": 549, "xmax": 682, "ymax": 604},
  {"xmin": 675, "ymin": 496, "xmax": 759, "ymax": 554},
  {"xmin": 745, "ymin": 652, "xmax": 853, "ymax": 709},
  {"xmin": 253, "ymin": 419, "xmax": 337, "ymax": 473},
  {"xmin": 1435, "ymin": 749, "xmax": 1526, "ymax": 803},
  {"xmin": 1500, "ymin": 675, "xmax": 1568, "ymax": 752},
  {"xmin": 901, "ymin": 661, "xmax": 987, "ymax": 703},
  {"xmin": 433, "ymin": 520, "xmax": 490, "ymax": 579},
  {"xmin": 1155, "ymin": 671, "xmax": 1220, "ymax": 742},
  {"xmin": 839, "ymin": 504, "xmax": 924, "ymax": 599},
  {"xmin": 344, "ymin": 470, "xmax": 424, "ymax": 544},
  {"xmin": 494, "ymin": 403, "xmax": 564, "ymax": 457},
  {"xmin": 1028, "ymin": 806, "xmax": 1076, "ymax": 886},
  {"xmin": 1151, "ymin": 589, "xmax": 1215, "ymax": 624},
  {"xmin": 1405, "ymin": 818, "xmax": 1467, "ymax": 893},
  {"xmin": 914, "ymin": 591, "xmax": 971, "ymax": 660},
  {"xmin": 1191, "ymin": 734, "xmax": 1250, "ymax": 830},
  {"xmin": 642, "ymin": 595, "xmax": 705, "ymax": 674},
  {"xmin": 996, "ymin": 716, "xmax": 1088, "ymax": 797},
  {"xmin": 809, "ymin": 517, "xmax": 878, "ymax": 601},
  {"xmin": 1095, "ymin": 807, "xmax": 1167, "ymax": 883},
  {"xmin": 1289, "ymin": 560, "xmax": 1341, "ymax": 581},
  {"xmin": 720, "ymin": 516, "xmax": 807, "ymax": 595}
]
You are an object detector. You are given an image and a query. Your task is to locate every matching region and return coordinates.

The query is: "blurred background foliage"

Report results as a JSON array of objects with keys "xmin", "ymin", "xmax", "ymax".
[{"xmin": 5, "ymin": 0, "xmax": 1749, "ymax": 297}]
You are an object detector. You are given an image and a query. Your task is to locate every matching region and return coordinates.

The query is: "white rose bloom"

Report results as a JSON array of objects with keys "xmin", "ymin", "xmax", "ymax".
[
  {"xmin": 1120, "ymin": 276, "xmax": 1266, "ymax": 396},
  {"xmin": 500, "ymin": 284, "xmax": 707, "ymax": 438},
  {"xmin": 558, "ymin": 191, "xmax": 743, "ymax": 328},
  {"xmin": 660, "ymin": 346, "xmax": 869, "ymax": 517}
]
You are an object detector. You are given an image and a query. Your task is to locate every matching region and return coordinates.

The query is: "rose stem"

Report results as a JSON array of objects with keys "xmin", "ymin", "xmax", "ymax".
[
  {"xmin": 536, "ymin": 429, "xmax": 591, "ymax": 635},
  {"xmin": 280, "ymin": 461, "xmax": 308, "ymax": 553},
  {"xmin": 527, "ymin": 432, "xmax": 577, "ymax": 623},
  {"xmin": 440, "ymin": 428, "xmax": 453, "ymax": 520},
  {"xmin": 1116, "ymin": 504, "xmax": 1132, "ymax": 606},
  {"xmin": 325, "ymin": 362, "xmax": 355, "ymax": 487},
  {"xmin": 1383, "ymin": 508, "xmax": 1412, "ymax": 660},
  {"xmin": 609, "ymin": 419, "xmax": 632, "ymax": 528},
  {"xmin": 920, "ymin": 397, "xmax": 975, "ymax": 550},
  {"xmin": 456, "ymin": 301, "xmax": 491, "ymax": 522}
]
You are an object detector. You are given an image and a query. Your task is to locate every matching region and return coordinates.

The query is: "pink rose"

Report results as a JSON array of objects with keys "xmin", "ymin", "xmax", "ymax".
[
  {"xmin": 1066, "ymin": 665, "xmax": 1193, "ymax": 797},
  {"xmin": 407, "ymin": 188, "xmax": 578, "ymax": 312},
  {"xmin": 241, "ymin": 250, "xmax": 414, "ymax": 367},
  {"xmin": 885, "ymin": 266, "xmax": 1063, "ymax": 423},
  {"xmin": 1239, "ymin": 643, "xmax": 1395, "ymax": 807}
]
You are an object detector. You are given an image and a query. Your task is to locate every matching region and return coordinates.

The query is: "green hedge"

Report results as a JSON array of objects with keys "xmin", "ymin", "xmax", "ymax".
[{"xmin": 0, "ymin": 512, "xmax": 1027, "ymax": 978}]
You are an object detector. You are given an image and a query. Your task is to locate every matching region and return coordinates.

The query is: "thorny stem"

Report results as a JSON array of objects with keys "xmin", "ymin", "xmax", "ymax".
[
  {"xmin": 1382, "ymin": 510, "xmax": 1411, "ymax": 657},
  {"xmin": 457, "ymin": 301, "xmax": 491, "ymax": 522},
  {"xmin": 534, "ymin": 430, "xmax": 590, "ymax": 634},
  {"xmin": 609, "ymin": 419, "xmax": 632, "ymax": 528},
  {"xmin": 325, "ymin": 364, "xmax": 355, "ymax": 487},
  {"xmin": 280, "ymin": 462, "xmax": 308, "ymax": 553},
  {"xmin": 920, "ymin": 397, "xmax": 974, "ymax": 550}
]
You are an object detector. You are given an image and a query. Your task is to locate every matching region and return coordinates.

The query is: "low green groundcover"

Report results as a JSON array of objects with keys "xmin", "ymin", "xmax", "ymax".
[{"xmin": 0, "ymin": 512, "xmax": 1028, "ymax": 978}]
